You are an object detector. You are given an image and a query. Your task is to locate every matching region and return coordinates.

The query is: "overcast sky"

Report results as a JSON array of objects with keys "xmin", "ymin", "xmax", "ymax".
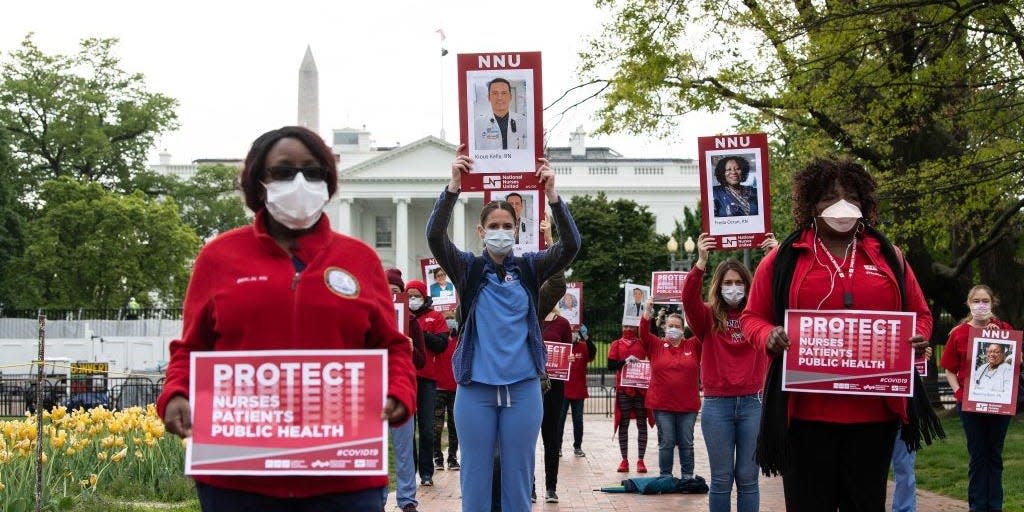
[{"xmin": 0, "ymin": 0, "xmax": 734, "ymax": 164}]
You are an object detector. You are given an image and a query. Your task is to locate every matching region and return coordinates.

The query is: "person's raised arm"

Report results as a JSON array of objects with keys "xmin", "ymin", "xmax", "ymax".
[
  {"xmin": 533, "ymin": 158, "xmax": 581, "ymax": 282},
  {"xmin": 426, "ymin": 147, "xmax": 474, "ymax": 286},
  {"xmin": 682, "ymin": 233, "xmax": 715, "ymax": 340},
  {"xmin": 636, "ymin": 298, "xmax": 658, "ymax": 352}
]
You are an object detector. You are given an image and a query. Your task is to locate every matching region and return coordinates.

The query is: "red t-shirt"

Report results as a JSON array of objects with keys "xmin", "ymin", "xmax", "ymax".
[{"xmin": 637, "ymin": 317, "xmax": 701, "ymax": 412}]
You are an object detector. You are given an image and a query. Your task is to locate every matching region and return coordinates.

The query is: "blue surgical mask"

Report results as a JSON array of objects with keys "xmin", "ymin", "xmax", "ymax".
[
  {"xmin": 483, "ymin": 229, "xmax": 516, "ymax": 256},
  {"xmin": 665, "ymin": 327, "xmax": 684, "ymax": 341}
]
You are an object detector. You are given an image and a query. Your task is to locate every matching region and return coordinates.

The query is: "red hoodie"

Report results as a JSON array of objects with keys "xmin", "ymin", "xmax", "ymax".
[
  {"xmin": 682, "ymin": 265, "xmax": 767, "ymax": 397},
  {"xmin": 157, "ymin": 210, "xmax": 417, "ymax": 498},
  {"xmin": 741, "ymin": 228, "xmax": 933, "ymax": 424},
  {"xmin": 637, "ymin": 316, "xmax": 702, "ymax": 413},
  {"xmin": 414, "ymin": 307, "xmax": 449, "ymax": 381},
  {"xmin": 435, "ymin": 332, "xmax": 459, "ymax": 392}
]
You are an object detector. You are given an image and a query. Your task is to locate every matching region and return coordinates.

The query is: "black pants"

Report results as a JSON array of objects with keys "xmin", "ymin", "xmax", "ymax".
[
  {"xmin": 782, "ymin": 419, "xmax": 898, "ymax": 512},
  {"xmin": 539, "ymin": 379, "xmax": 566, "ymax": 492},
  {"xmin": 195, "ymin": 482, "xmax": 384, "ymax": 512},
  {"xmin": 960, "ymin": 407, "xmax": 1012, "ymax": 511},
  {"xmin": 415, "ymin": 378, "xmax": 436, "ymax": 480}
]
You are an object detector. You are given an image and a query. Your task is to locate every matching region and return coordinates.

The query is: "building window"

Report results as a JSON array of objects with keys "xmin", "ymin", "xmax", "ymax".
[
  {"xmin": 635, "ymin": 166, "xmax": 664, "ymax": 175},
  {"xmin": 375, "ymin": 216, "xmax": 392, "ymax": 248},
  {"xmin": 334, "ymin": 132, "xmax": 359, "ymax": 145},
  {"xmin": 554, "ymin": 166, "xmax": 572, "ymax": 175},
  {"xmin": 588, "ymin": 166, "xmax": 618, "ymax": 175}
]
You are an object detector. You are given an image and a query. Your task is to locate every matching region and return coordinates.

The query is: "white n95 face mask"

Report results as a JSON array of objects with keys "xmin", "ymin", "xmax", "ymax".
[
  {"xmin": 408, "ymin": 297, "xmax": 424, "ymax": 311},
  {"xmin": 819, "ymin": 199, "xmax": 862, "ymax": 233},
  {"xmin": 484, "ymin": 229, "xmax": 516, "ymax": 256},
  {"xmin": 263, "ymin": 174, "xmax": 329, "ymax": 230}
]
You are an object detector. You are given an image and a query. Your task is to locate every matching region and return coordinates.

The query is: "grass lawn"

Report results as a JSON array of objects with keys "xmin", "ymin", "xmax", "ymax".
[{"xmin": 915, "ymin": 410, "xmax": 1024, "ymax": 509}]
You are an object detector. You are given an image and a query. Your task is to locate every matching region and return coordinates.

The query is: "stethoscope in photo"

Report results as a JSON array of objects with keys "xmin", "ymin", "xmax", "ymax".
[{"xmin": 488, "ymin": 117, "xmax": 518, "ymax": 133}]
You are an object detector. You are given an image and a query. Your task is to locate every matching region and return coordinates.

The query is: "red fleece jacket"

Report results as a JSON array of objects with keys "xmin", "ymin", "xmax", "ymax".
[
  {"xmin": 741, "ymin": 228, "xmax": 933, "ymax": 424},
  {"xmin": 156, "ymin": 210, "xmax": 416, "ymax": 498},
  {"xmin": 682, "ymin": 265, "xmax": 768, "ymax": 397},
  {"xmin": 564, "ymin": 339, "xmax": 591, "ymax": 400},
  {"xmin": 414, "ymin": 307, "xmax": 449, "ymax": 381}
]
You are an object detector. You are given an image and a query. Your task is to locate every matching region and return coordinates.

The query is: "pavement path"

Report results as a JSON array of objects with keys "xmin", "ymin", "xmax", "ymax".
[{"xmin": 391, "ymin": 412, "xmax": 968, "ymax": 511}]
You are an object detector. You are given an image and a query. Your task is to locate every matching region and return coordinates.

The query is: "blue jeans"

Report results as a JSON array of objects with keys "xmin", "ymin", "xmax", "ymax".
[
  {"xmin": 701, "ymin": 394, "xmax": 761, "ymax": 512},
  {"xmin": 891, "ymin": 425, "xmax": 916, "ymax": 512},
  {"xmin": 654, "ymin": 410, "xmax": 697, "ymax": 478},
  {"xmin": 560, "ymin": 398, "xmax": 585, "ymax": 450},
  {"xmin": 390, "ymin": 417, "xmax": 417, "ymax": 508},
  {"xmin": 959, "ymin": 407, "xmax": 1012, "ymax": 512}
]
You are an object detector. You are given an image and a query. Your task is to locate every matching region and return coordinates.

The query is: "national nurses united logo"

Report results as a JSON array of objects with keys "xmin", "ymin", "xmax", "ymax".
[{"xmin": 324, "ymin": 267, "xmax": 359, "ymax": 298}]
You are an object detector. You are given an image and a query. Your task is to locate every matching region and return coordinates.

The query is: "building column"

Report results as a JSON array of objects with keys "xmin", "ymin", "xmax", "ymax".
[
  {"xmin": 394, "ymin": 196, "xmax": 410, "ymax": 276},
  {"xmin": 454, "ymin": 197, "xmax": 467, "ymax": 249},
  {"xmin": 336, "ymin": 197, "xmax": 352, "ymax": 235}
]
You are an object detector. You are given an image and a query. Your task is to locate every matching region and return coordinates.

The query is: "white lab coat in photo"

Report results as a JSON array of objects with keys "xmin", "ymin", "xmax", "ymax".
[{"xmin": 473, "ymin": 111, "xmax": 529, "ymax": 150}]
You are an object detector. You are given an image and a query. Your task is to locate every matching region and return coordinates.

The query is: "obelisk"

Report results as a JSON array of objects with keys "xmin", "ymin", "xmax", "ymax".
[{"xmin": 297, "ymin": 45, "xmax": 319, "ymax": 134}]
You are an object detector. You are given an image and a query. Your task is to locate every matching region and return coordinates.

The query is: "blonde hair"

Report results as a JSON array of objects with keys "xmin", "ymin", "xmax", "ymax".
[{"xmin": 958, "ymin": 284, "xmax": 1000, "ymax": 325}]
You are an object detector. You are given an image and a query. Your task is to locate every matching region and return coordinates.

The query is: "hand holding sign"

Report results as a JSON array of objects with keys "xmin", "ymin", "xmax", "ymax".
[
  {"xmin": 696, "ymin": 233, "xmax": 713, "ymax": 269},
  {"xmin": 767, "ymin": 325, "xmax": 791, "ymax": 354},
  {"xmin": 163, "ymin": 395, "xmax": 192, "ymax": 438},
  {"xmin": 449, "ymin": 145, "xmax": 473, "ymax": 193},
  {"xmin": 382, "ymin": 397, "xmax": 408, "ymax": 423},
  {"xmin": 537, "ymin": 158, "xmax": 557, "ymax": 203}
]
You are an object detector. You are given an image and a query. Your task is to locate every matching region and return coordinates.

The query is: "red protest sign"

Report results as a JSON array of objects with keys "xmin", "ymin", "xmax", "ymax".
[
  {"xmin": 560, "ymin": 282, "xmax": 583, "ymax": 330},
  {"xmin": 187, "ymin": 350, "xmax": 387, "ymax": 476},
  {"xmin": 620, "ymin": 360, "xmax": 651, "ymax": 389},
  {"xmin": 651, "ymin": 271, "xmax": 686, "ymax": 305},
  {"xmin": 420, "ymin": 258, "xmax": 458, "ymax": 313},
  {"xmin": 393, "ymin": 293, "xmax": 409, "ymax": 336},
  {"xmin": 697, "ymin": 133, "xmax": 772, "ymax": 249},
  {"xmin": 782, "ymin": 310, "xmax": 916, "ymax": 397},
  {"xmin": 962, "ymin": 327, "xmax": 1022, "ymax": 416},
  {"xmin": 544, "ymin": 341, "xmax": 572, "ymax": 381},
  {"xmin": 457, "ymin": 52, "xmax": 543, "ymax": 191}
]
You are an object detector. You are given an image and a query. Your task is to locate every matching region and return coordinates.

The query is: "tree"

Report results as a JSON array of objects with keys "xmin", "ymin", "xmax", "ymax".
[
  {"xmin": 159, "ymin": 164, "xmax": 249, "ymax": 241},
  {"xmin": 0, "ymin": 35, "xmax": 178, "ymax": 196},
  {"xmin": 581, "ymin": 0, "xmax": 1024, "ymax": 327},
  {"xmin": 565, "ymin": 193, "xmax": 668, "ymax": 329},
  {"xmin": 0, "ymin": 130, "xmax": 25, "ymax": 307},
  {"xmin": 2, "ymin": 178, "xmax": 200, "ymax": 309}
]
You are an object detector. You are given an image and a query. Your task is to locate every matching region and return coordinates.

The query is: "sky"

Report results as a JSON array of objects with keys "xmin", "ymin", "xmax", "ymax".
[{"xmin": 0, "ymin": 0, "xmax": 735, "ymax": 164}]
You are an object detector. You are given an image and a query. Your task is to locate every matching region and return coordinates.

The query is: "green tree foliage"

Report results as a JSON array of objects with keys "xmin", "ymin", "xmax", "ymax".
[
  {"xmin": 0, "ymin": 35, "xmax": 178, "ymax": 195},
  {"xmin": 566, "ymin": 193, "xmax": 668, "ymax": 329},
  {"xmin": 3, "ymin": 178, "xmax": 200, "ymax": 308},
  {"xmin": 161, "ymin": 164, "xmax": 248, "ymax": 241},
  {"xmin": 0, "ymin": 130, "xmax": 26, "ymax": 306},
  {"xmin": 582, "ymin": 0, "xmax": 1024, "ymax": 327}
]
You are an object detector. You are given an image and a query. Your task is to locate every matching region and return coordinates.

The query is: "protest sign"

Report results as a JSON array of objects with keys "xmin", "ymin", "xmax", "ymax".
[
  {"xmin": 651, "ymin": 271, "xmax": 686, "ymax": 305},
  {"xmin": 544, "ymin": 341, "xmax": 572, "ymax": 381},
  {"xmin": 620, "ymin": 360, "xmax": 651, "ymax": 389},
  {"xmin": 622, "ymin": 284, "xmax": 651, "ymax": 327},
  {"xmin": 560, "ymin": 282, "xmax": 583, "ymax": 330},
  {"xmin": 962, "ymin": 327, "xmax": 1022, "ymax": 415},
  {"xmin": 697, "ymin": 133, "xmax": 772, "ymax": 249},
  {"xmin": 420, "ymin": 258, "xmax": 457, "ymax": 313}
]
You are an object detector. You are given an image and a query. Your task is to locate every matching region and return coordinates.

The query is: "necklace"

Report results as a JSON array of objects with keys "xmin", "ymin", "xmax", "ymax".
[{"xmin": 818, "ymin": 235, "xmax": 857, "ymax": 308}]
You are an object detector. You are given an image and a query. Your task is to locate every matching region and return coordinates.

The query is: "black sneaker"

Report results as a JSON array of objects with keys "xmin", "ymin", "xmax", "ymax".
[
  {"xmin": 448, "ymin": 459, "xmax": 460, "ymax": 471},
  {"xmin": 530, "ymin": 489, "xmax": 536, "ymax": 503},
  {"xmin": 574, "ymin": 448, "xmax": 586, "ymax": 457},
  {"xmin": 434, "ymin": 459, "xmax": 445, "ymax": 471},
  {"xmin": 420, "ymin": 478, "xmax": 433, "ymax": 486},
  {"xmin": 401, "ymin": 504, "xmax": 419, "ymax": 512},
  {"xmin": 545, "ymin": 490, "xmax": 559, "ymax": 503}
]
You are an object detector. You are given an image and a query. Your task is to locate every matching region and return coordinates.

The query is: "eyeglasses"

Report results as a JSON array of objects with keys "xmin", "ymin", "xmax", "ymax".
[{"xmin": 266, "ymin": 165, "xmax": 326, "ymax": 182}]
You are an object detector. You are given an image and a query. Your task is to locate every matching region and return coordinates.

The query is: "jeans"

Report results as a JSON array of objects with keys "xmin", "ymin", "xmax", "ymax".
[
  {"xmin": 959, "ymin": 407, "xmax": 1012, "ymax": 512},
  {"xmin": 560, "ymin": 398, "xmax": 585, "ymax": 450},
  {"xmin": 701, "ymin": 394, "xmax": 761, "ymax": 512},
  {"xmin": 416, "ymin": 378, "xmax": 437, "ymax": 480},
  {"xmin": 390, "ymin": 417, "xmax": 418, "ymax": 508},
  {"xmin": 196, "ymin": 482, "xmax": 385, "ymax": 511},
  {"xmin": 654, "ymin": 410, "xmax": 697, "ymax": 478},
  {"xmin": 890, "ymin": 425, "xmax": 916, "ymax": 512}
]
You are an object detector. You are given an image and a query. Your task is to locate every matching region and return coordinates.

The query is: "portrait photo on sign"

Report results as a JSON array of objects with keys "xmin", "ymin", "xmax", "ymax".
[
  {"xmin": 967, "ymin": 339, "xmax": 1016, "ymax": 405},
  {"xmin": 466, "ymin": 69, "xmax": 534, "ymax": 173},
  {"xmin": 483, "ymin": 189, "xmax": 542, "ymax": 255},
  {"xmin": 424, "ymin": 264, "xmax": 457, "ymax": 306},
  {"xmin": 559, "ymin": 288, "xmax": 582, "ymax": 327},
  {"xmin": 705, "ymin": 152, "xmax": 767, "ymax": 233},
  {"xmin": 622, "ymin": 284, "xmax": 650, "ymax": 327}
]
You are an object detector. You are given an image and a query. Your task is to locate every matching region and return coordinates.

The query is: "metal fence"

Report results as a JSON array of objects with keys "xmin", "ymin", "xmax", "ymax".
[
  {"xmin": 0, "ymin": 375, "xmax": 163, "ymax": 417},
  {"xmin": 0, "ymin": 308, "xmax": 183, "ymax": 320}
]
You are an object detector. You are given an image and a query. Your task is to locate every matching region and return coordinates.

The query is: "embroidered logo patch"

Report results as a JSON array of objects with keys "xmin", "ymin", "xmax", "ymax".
[{"xmin": 324, "ymin": 267, "xmax": 359, "ymax": 298}]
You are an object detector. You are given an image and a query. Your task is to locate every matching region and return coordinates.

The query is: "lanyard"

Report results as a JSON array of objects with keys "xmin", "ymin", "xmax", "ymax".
[{"xmin": 819, "ymin": 236, "xmax": 856, "ymax": 308}]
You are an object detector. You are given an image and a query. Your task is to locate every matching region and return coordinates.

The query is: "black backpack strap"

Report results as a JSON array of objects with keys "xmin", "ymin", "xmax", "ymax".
[{"xmin": 770, "ymin": 229, "xmax": 803, "ymax": 326}]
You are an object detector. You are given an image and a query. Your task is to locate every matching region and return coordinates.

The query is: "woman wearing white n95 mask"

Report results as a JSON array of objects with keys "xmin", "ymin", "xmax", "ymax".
[
  {"xmin": 425, "ymin": 145, "xmax": 580, "ymax": 512},
  {"xmin": 682, "ymin": 232, "xmax": 776, "ymax": 512}
]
